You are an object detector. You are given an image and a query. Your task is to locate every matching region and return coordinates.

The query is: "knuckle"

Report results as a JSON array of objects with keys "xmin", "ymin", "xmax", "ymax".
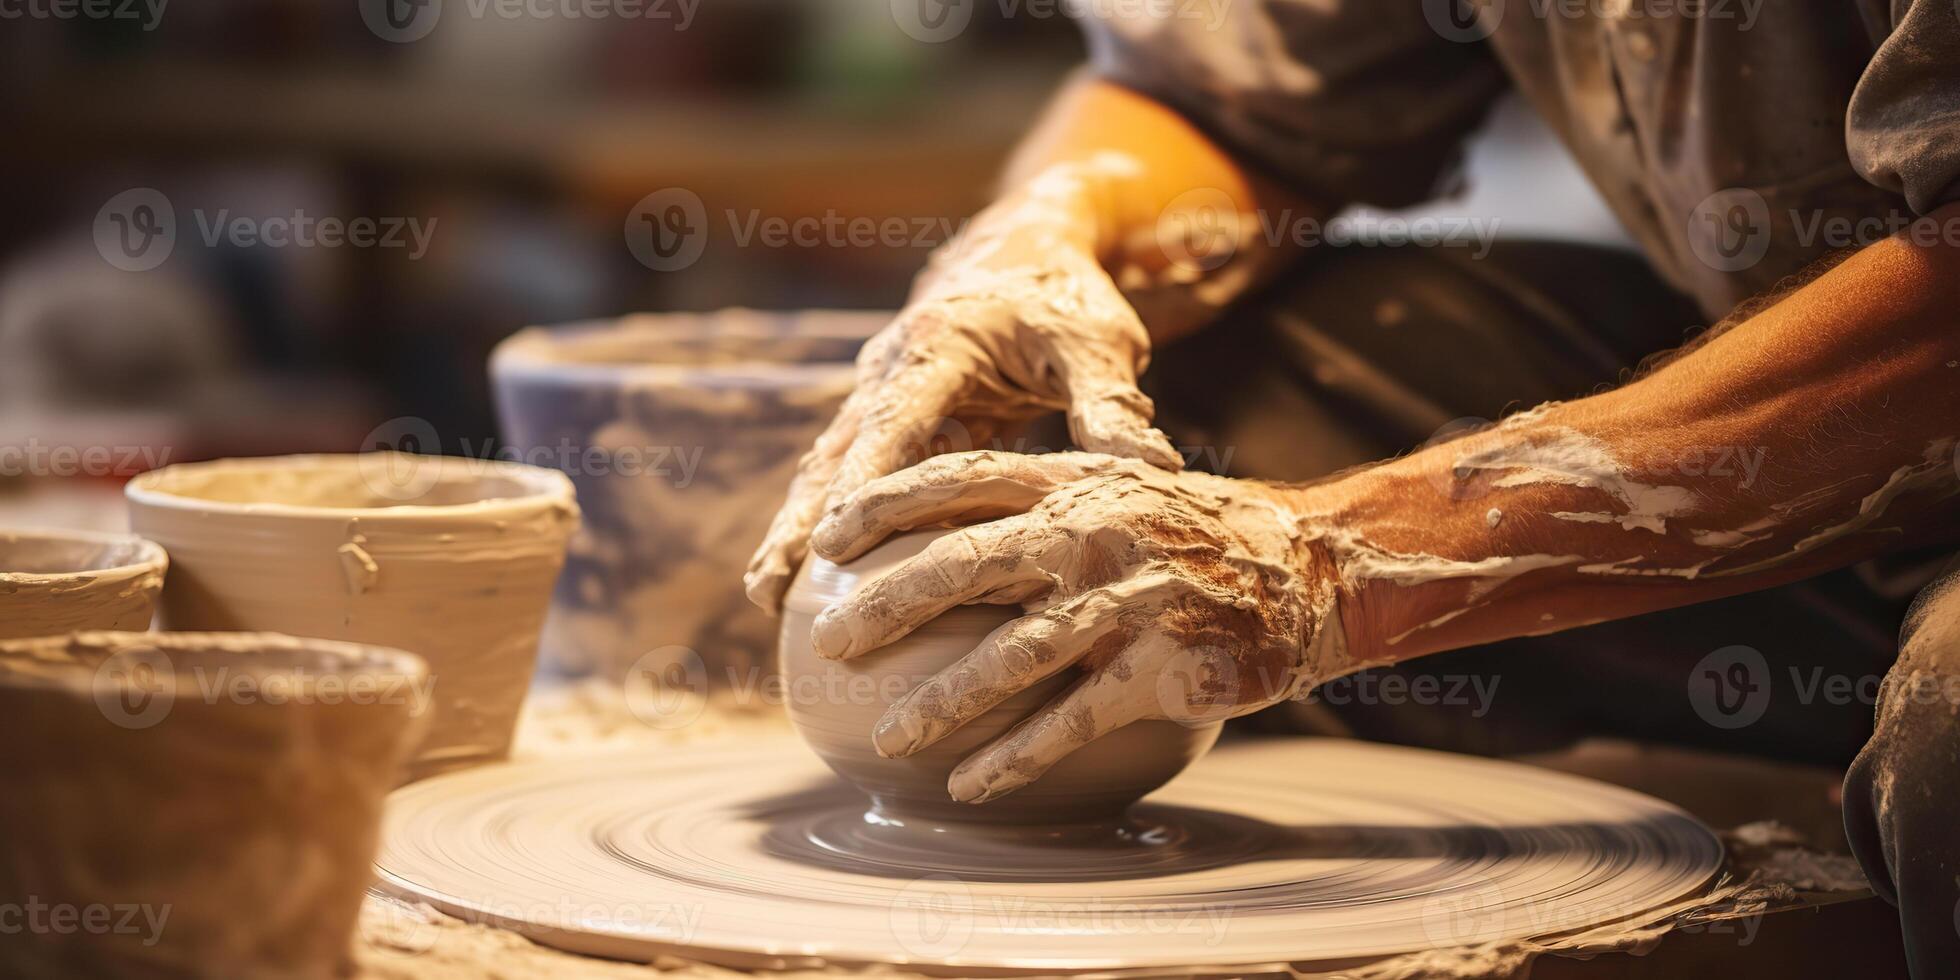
[
  {"xmin": 858, "ymin": 395, "xmax": 910, "ymax": 430},
  {"xmin": 923, "ymin": 449, "xmax": 988, "ymax": 479},
  {"xmin": 856, "ymin": 334, "xmax": 897, "ymax": 371},
  {"xmin": 892, "ymin": 308, "xmax": 952, "ymax": 348},
  {"xmin": 918, "ymin": 537, "xmax": 983, "ymax": 590},
  {"xmin": 849, "ymin": 484, "xmax": 907, "ymax": 519},
  {"xmin": 987, "ymin": 634, "xmax": 1049, "ymax": 682},
  {"xmin": 792, "ymin": 444, "xmax": 834, "ymax": 475}
]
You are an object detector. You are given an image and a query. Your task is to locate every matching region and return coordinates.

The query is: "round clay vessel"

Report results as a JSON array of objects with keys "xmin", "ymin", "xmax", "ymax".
[
  {"xmin": 125, "ymin": 452, "xmax": 578, "ymax": 780},
  {"xmin": 492, "ymin": 309, "xmax": 879, "ymax": 683},
  {"xmin": 0, "ymin": 528, "xmax": 167, "ymax": 640},
  {"xmin": 781, "ymin": 529, "xmax": 1222, "ymax": 824},
  {"xmin": 0, "ymin": 631, "xmax": 429, "ymax": 979}
]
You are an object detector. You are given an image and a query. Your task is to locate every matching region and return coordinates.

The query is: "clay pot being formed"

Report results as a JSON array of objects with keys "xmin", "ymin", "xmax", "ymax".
[
  {"xmin": 491, "ymin": 309, "xmax": 880, "ymax": 684},
  {"xmin": 0, "ymin": 528, "xmax": 168, "ymax": 640},
  {"xmin": 781, "ymin": 530, "xmax": 1222, "ymax": 824},
  {"xmin": 125, "ymin": 453, "xmax": 578, "ymax": 780},
  {"xmin": 0, "ymin": 631, "xmax": 429, "ymax": 979}
]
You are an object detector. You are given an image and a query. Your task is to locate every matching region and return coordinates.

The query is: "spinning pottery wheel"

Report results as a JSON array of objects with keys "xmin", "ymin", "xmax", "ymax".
[{"xmin": 372, "ymin": 736, "xmax": 1725, "ymax": 974}]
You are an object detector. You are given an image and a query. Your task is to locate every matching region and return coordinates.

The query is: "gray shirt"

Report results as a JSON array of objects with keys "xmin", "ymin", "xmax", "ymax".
[{"xmin": 1081, "ymin": 1, "xmax": 1960, "ymax": 317}]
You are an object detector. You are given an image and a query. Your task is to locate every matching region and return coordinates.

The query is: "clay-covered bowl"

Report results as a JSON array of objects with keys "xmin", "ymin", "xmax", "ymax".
[
  {"xmin": 0, "ymin": 631, "xmax": 429, "ymax": 979},
  {"xmin": 125, "ymin": 452, "xmax": 578, "ymax": 780},
  {"xmin": 781, "ymin": 529, "xmax": 1222, "ymax": 824},
  {"xmin": 0, "ymin": 528, "xmax": 168, "ymax": 641},
  {"xmin": 491, "ymin": 309, "xmax": 880, "ymax": 683}
]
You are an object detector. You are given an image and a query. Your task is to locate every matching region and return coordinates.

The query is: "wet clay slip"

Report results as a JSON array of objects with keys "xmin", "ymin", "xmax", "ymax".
[
  {"xmin": 126, "ymin": 453, "xmax": 577, "ymax": 780},
  {"xmin": 492, "ymin": 309, "xmax": 878, "ymax": 682},
  {"xmin": 781, "ymin": 529, "xmax": 1222, "ymax": 824},
  {"xmin": 0, "ymin": 528, "xmax": 167, "ymax": 640},
  {"xmin": 0, "ymin": 631, "xmax": 428, "ymax": 979}
]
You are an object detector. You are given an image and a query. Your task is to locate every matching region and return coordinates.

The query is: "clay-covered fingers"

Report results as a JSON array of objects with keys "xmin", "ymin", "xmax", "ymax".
[
  {"xmin": 810, "ymin": 518, "xmax": 1060, "ymax": 661},
  {"xmin": 871, "ymin": 586, "xmax": 1132, "ymax": 759},
  {"xmin": 745, "ymin": 328, "xmax": 908, "ymax": 611},
  {"xmin": 1050, "ymin": 325, "xmax": 1182, "ymax": 473},
  {"xmin": 811, "ymin": 451, "xmax": 1125, "ymax": 563},
  {"xmin": 1065, "ymin": 380, "xmax": 1181, "ymax": 473},
  {"xmin": 743, "ymin": 390, "xmax": 870, "ymax": 611},
  {"xmin": 946, "ymin": 659, "xmax": 1150, "ymax": 804},
  {"xmin": 821, "ymin": 355, "xmax": 968, "ymax": 510}
]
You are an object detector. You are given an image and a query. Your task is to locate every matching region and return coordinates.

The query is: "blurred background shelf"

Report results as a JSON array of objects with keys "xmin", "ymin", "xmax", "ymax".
[
  {"xmin": 0, "ymin": 1, "xmax": 1078, "ymax": 489},
  {"xmin": 9, "ymin": 61, "xmax": 1052, "ymax": 216}
]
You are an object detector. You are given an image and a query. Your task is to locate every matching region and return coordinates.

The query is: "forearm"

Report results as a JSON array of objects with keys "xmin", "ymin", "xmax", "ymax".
[
  {"xmin": 1302, "ymin": 211, "xmax": 1960, "ymax": 665},
  {"xmin": 930, "ymin": 75, "xmax": 1321, "ymax": 344}
]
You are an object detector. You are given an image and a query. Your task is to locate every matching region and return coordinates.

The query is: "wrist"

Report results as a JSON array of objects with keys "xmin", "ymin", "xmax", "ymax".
[
  {"xmin": 986, "ymin": 155, "xmax": 1141, "ymax": 259},
  {"xmin": 911, "ymin": 158, "xmax": 1122, "ymax": 300},
  {"xmin": 1278, "ymin": 472, "xmax": 1514, "ymax": 670},
  {"xmin": 1236, "ymin": 480, "xmax": 1371, "ymax": 684}
]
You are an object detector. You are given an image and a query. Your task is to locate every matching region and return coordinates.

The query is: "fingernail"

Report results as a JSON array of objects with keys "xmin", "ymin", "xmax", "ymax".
[
  {"xmin": 948, "ymin": 769, "xmax": 985, "ymax": 803},
  {"xmin": 1144, "ymin": 432, "xmax": 1183, "ymax": 470},
  {"xmin": 811, "ymin": 608, "xmax": 855, "ymax": 659},
  {"xmin": 949, "ymin": 764, "xmax": 1012, "ymax": 804},
  {"xmin": 872, "ymin": 708, "xmax": 923, "ymax": 759},
  {"xmin": 742, "ymin": 571, "xmax": 787, "ymax": 614},
  {"xmin": 809, "ymin": 518, "xmax": 842, "ymax": 559}
]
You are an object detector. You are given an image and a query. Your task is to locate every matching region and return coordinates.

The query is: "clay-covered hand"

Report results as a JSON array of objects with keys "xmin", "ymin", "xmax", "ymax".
[
  {"xmin": 805, "ymin": 451, "xmax": 1354, "ymax": 804},
  {"xmin": 743, "ymin": 156, "xmax": 1184, "ymax": 612}
]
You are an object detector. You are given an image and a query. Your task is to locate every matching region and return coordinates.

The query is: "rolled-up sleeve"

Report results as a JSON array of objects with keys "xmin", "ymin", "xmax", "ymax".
[
  {"xmin": 1078, "ymin": 1, "xmax": 1507, "ymax": 208},
  {"xmin": 1848, "ymin": 0, "xmax": 1960, "ymax": 214}
]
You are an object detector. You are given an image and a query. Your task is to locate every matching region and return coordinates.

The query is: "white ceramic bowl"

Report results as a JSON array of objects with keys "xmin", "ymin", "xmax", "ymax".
[{"xmin": 781, "ymin": 529, "xmax": 1222, "ymax": 824}]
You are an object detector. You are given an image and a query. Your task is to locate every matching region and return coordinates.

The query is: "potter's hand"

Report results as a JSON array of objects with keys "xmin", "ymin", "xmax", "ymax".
[
  {"xmin": 806, "ymin": 451, "xmax": 1354, "ymax": 804},
  {"xmin": 743, "ymin": 156, "xmax": 1184, "ymax": 612}
]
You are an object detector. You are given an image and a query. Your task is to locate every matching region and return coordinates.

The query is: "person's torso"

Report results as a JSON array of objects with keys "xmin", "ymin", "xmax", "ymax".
[{"xmin": 1483, "ymin": 0, "xmax": 1906, "ymax": 314}]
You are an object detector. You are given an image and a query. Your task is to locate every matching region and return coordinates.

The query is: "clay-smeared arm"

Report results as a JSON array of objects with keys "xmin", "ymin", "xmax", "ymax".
[
  {"xmin": 742, "ymin": 78, "xmax": 1316, "ymax": 612},
  {"xmin": 1314, "ymin": 208, "xmax": 1960, "ymax": 665},
  {"xmin": 808, "ymin": 211, "xmax": 1960, "ymax": 805}
]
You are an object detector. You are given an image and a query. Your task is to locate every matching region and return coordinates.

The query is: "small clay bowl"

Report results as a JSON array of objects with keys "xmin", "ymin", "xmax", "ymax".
[
  {"xmin": 0, "ymin": 528, "xmax": 168, "ymax": 641},
  {"xmin": 781, "ymin": 530, "xmax": 1222, "ymax": 825},
  {"xmin": 0, "ymin": 631, "xmax": 429, "ymax": 979},
  {"xmin": 126, "ymin": 453, "xmax": 578, "ymax": 781},
  {"xmin": 491, "ymin": 309, "xmax": 880, "ymax": 682}
]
